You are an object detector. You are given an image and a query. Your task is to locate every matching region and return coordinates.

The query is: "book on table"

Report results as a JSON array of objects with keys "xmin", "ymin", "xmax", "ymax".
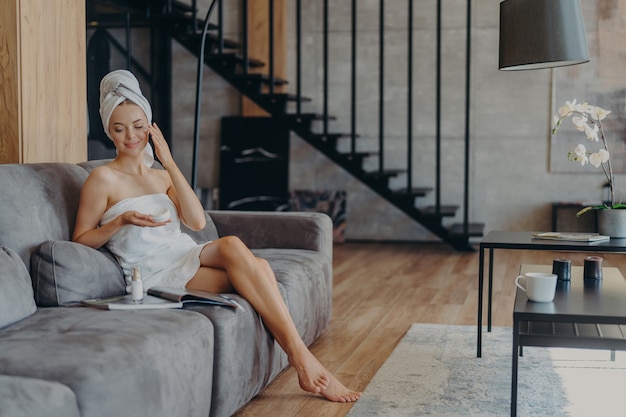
[
  {"xmin": 531, "ymin": 232, "xmax": 610, "ymax": 242},
  {"xmin": 81, "ymin": 286, "xmax": 243, "ymax": 311}
]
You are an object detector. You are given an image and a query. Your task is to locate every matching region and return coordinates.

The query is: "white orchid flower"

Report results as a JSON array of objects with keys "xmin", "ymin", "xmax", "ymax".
[
  {"xmin": 589, "ymin": 152, "xmax": 602, "ymax": 168},
  {"xmin": 558, "ymin": 99, "xmax": 577, "ymax": 117},
  {"xmin": 583, "ymin": 123, "xmax": 599, "ymax": 141},
  {"xmin": 576, "ymin": 102, "xmax": 591, "ymax": 113},
  {"xmin": 589, "ymin": 149, "xmax": 609, "ymax": 168},
  {"xmin": 589, "ymin": 106, "xmax": 611, "ymax": 121},
  {"xmin": 573, "ymin": 144, "xmax": 588, "ymax": 166},
  {"xmin": 554, "ymin": 100, "xmax": 617, "ymax": 209},
  {"xmin": 571, "ymin": 116, "xmax": 587, "ymax": 132}
]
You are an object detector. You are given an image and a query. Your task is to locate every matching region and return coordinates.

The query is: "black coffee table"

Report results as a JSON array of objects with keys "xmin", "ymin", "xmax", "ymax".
[
  {"xmin": 477, "ymin": 231, "xmax": 626, "ymax": 357},
  {"xmin": 511, "ymin": 264, "xmax": 626, "ymax": 417}
]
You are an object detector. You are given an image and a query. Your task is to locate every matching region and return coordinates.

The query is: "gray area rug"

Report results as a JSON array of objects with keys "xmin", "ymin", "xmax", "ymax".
[{"xmin": 346, "ymin": 324, "xmax": 626, "ymax": 417}]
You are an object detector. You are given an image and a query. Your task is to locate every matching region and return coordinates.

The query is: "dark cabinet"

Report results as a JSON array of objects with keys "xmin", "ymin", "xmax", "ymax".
[{"xmin": 219, "ymin": 117, "xmax": 290, "ymax": 211}]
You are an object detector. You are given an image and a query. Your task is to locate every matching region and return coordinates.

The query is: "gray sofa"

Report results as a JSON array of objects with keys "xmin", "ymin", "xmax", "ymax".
[{"xmin": 0, "ymin": 161, "xmax": 333, "ymax": 417}]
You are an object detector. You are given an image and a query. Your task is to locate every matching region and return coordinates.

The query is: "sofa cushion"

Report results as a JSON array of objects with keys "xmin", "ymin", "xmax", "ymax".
[
  {"xmin": 0, "ymin": 308, "xmax": 214, "ymax": 417},
  {"xmin": 0, "ymin": 163, "xmax": 88, "ymax": 273},
  {"xmin": 0, "ymin": 247, "xmax": 37, "ymax": 329},
  {"xmin": 0, "ymin": 375, "xmax": 79, "ymax": 417},
  {"xmin": 30, "ymin": 240, "xmax": 125, "ymax": 307}
]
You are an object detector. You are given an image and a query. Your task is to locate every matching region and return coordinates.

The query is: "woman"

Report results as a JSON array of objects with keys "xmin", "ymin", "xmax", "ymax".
[{"xmin": 73, "ymin": 70, "xmax": 360, "ymax": 403}]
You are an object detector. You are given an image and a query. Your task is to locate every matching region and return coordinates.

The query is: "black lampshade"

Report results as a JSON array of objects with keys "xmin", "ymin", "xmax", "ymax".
[{"xmin": 499, "ymin": 0, "xmax": 589, "ymax": 71}]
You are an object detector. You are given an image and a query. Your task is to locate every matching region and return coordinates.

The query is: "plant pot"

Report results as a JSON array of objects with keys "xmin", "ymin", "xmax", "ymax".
[{"xmin": 597, "ymin": 209, "xmax": 626, "ymax": 238}]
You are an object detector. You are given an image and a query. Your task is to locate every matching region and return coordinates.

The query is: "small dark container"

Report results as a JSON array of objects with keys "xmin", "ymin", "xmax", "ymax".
[
  {"xmin": 583, "ymin": 256, "xmax": 603, "ymax": 280},
  {"xmin": 552, "ymin": 258, "xmax": 572, "ymax": 281},
  {"xmin": 557, "ymin": 279, "xmax": 571, "ymax": 293},
  {"xmin": 584, "ymin": 278, "xmax": 603, "ymax": 292}
]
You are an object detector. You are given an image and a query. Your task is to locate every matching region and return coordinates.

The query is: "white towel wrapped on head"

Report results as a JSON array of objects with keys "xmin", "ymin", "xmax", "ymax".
[{"xmin": 99, "ymin": 69, "xmax": 154, "ymax": 168}]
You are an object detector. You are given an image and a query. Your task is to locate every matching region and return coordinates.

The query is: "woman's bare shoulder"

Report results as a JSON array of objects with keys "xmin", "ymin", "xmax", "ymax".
[{"xmin": 83, "ymin": 164, "xmax": 119, "ymax": 190}]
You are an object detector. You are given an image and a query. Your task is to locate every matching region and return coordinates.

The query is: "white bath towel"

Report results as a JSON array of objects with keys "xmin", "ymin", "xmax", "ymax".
[
  {"xmin": 101, "ymin": 193, "xmax": 205, "ymax": 291},
  {"xmin": 99, "ymin": 69, "xmax": 154, "ymax": 168}
]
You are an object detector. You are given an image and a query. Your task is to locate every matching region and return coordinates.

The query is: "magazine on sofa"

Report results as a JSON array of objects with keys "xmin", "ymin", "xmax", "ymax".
[
  {"xmin": 81, "ymin": 287, "xmax": 243, "ymax": 310},
  {"xmin": 147, "ymin": 286, "xmax": 243, "ymax": 310}
]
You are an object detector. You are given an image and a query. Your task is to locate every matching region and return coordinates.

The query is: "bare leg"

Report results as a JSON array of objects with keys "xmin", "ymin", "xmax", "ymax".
[{"xmin": 185, "ymin": 236, "xmax": 361, "ymax": 402}]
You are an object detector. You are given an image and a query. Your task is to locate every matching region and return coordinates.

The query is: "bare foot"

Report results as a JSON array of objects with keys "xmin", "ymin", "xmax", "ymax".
[
  {"xmin": 290, "ymin": 350, "xmax": 361, "ymax": 402},
  {"xmin": 319, "ymin": 372, "xmax": 362, "ymax": 402}
]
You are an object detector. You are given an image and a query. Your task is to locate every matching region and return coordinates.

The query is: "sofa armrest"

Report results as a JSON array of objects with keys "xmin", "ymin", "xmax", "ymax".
[{"xmin": 206, "ymin": 211, "xmax": 333, "ymax": 259}]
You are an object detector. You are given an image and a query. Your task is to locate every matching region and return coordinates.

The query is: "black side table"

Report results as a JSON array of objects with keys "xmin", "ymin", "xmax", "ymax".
[
  {"xmin": 511, "ymin": 264, "xmax": 626, "ymax": 417},
  {"xmin": 477, "ymin": 231, "xmax": 626, "ymax": 358}
]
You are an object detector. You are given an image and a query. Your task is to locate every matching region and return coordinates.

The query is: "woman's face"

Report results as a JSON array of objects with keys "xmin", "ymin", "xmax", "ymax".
[{"xmin": 108, "ymin": 102, "xmax": 149, "ymax": 156}]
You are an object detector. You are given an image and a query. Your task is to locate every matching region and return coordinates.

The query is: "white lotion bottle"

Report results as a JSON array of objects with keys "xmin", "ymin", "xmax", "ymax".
[{"xmin": 131, "ymin": 266, "xmax": 143, "ymax": 302}]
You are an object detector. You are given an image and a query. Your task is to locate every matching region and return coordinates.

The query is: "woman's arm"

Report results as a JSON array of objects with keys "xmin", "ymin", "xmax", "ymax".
[
  {"xmin": 73, "ymin": 168, "xmax": 118, "ymax": 248},
  {"xmin": 148, "ymin": 122, "xmax": 206, "ymax": 231}
]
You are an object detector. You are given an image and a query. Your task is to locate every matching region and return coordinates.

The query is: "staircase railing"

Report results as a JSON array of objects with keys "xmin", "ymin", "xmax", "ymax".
[
  {"xmin": 85, "ymin": 0, "xmax": 482, "ymax": 250},
  {"xmin": 220, "ymin": 0, "xmax": 475, "ymax": 237}
]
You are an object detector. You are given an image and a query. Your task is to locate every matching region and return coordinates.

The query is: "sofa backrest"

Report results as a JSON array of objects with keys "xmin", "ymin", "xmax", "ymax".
[{"xmin": 0, "ymin": 163, "xmax": 88, "ymax": 272}]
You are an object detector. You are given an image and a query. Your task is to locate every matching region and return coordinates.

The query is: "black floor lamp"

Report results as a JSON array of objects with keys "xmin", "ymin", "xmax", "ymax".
[
  {"xmin": 191, "ymin": 0, "xmax": 218, "ymax": 190},
  {"xmin": 499, "ymin": 0, "xmax": 589, "ymax": 71}
]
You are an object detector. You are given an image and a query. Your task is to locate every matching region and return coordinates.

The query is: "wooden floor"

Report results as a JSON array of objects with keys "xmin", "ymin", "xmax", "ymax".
[{"xmin": 233, "ymin": 242, "xmax": 626, "ymax": 417}]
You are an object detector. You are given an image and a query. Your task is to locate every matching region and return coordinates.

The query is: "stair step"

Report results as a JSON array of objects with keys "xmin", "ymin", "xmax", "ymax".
[
  {"xmin": 166, "ymin": 15, "xmax": 220, "ymax": 35},
  {"xmin": 230, "ymin": 73, "xmax": 289, "ymax": 93},
  {"xmin": 282, "ymin": 113, "xmax": 337, "ymax": 121},
  {"xmin": 309, "ymin": 133, "xmax": 360, "ymax": 149},
  {"xmin": 274, "ymin": 113, "xmax": 337, "ymax": 131},
  {"xmin": 257, "ymin": 93, "xmax": 312, "ymax": 103},
  {"xmin": 334, "ymin": 151, "xmax": 377, "ymax": 169},
  {"xmin": 392, "ymin": 187, "xmax": 433, "ymax": 198},
  {"xmin": 208, "ymin": 52, "xmax": 265, "ymax": 67},
  {"xmin": 363, "ymin": 169, "xmax": 405, "ymax": 181},
  {"xmin": 310, "ymin": 132, "xmax": 357, "ymax": 141},
  {"xmin": 421, "ymin": 205, "xmax": 459, "ymax": 217},
  {"xmin": 204, "ymin": 50, "xmax": 265, "ymax": 74},
  {"xmin": 176, "ymin": 33, "xmax": 239, "ymax": 51},
  {"xmin": 448, "ymin": 222, "xmax": 484, "ymax": 237},
  {"xmin": 446, "ymin": 223, "xmax": 484, "ymax": 251},
  {"xmin": 242, "ymin": 92, "xmax": 312, "ymax": 113},
  {"xmin": 337, "ymin": 150, "xmax": 375, "ymax": 160}
]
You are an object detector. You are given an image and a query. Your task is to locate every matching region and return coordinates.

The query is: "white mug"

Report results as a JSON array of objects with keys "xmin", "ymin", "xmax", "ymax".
[{"xmin": 515, "ymin": 272, "xmax": 557, "ymax": 302}]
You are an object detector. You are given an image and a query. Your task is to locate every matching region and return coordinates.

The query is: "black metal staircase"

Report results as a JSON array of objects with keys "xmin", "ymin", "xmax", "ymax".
[{"xmin": 86, "ymin": 0, "xmax": 483, "ymax": 251}]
